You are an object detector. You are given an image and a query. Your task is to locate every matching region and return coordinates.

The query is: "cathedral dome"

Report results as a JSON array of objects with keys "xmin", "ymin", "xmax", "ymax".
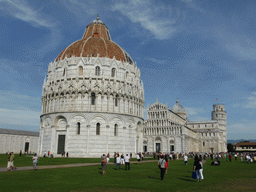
[
  {"xmin": 56, "ymin": 17, "xmax": 133, "ymax": 64},
  {"xmin": 172, "ymin": 100, "xmax": 186, "ymax": 113}
]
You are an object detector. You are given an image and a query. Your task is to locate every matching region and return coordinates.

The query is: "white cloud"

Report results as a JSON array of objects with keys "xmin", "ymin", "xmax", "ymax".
[
  {"xmin": 243, "ymin": 92, "xmax": 256, "ymax": 109},
  {"xmin": 112, "ymin": 0, "xmax": 185, "ymax": 40},
  {"xmin": 185, "ymin": 107, "xmax": 204, "ymax": 115},
  {"xmin": 0, "ymin": 0, "xmax": 56, "ymax": 28}
]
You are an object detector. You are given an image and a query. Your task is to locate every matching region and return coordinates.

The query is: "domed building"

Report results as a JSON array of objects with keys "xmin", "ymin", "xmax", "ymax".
[{"xmin": 38, "ymin": 17, "xmax": 144, "ymax": 157}]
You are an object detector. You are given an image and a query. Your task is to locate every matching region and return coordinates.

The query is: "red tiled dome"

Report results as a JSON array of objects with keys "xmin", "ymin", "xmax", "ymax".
[{"xmin": 56, "ymin": 18, "xmax": 133, "ymax": 64}]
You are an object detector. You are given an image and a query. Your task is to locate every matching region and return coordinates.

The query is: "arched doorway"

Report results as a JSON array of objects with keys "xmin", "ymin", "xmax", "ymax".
[{"xmin": 155, "ymin": 137, "xmax": 161, "ymax": 153}]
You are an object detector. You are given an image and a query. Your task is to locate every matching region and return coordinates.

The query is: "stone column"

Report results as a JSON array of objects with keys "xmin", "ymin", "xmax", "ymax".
[{"xmin": 106, "ymin": 125, "xmax": 109, "ymax": 154}]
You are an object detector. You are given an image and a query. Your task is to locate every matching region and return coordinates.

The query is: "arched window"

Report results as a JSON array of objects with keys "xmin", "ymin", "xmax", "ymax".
[
  {"xmin": 79, "ymin": 66, "xmax": 83, "ymax": 76},
  {"xmin": 114, "ymin": 124, "xmax": 118, "ymax": 136},
  {"xmin": 91, "ymin": 93, "xmax": 95, "ymax": 105},
  {"xmin": 77, "ymin": 122, "xmax": 80, "ymax": 135},
  {"xmin": 115, "ymin": 95, "xmax": 118, "ymax": 107},
  {"xmin": 95, "ymin": 66, "xmax": 100, "ymax": 76},
  {"xmin": 111, "ymin": 68, "xmax": 116, "ymax": 77},
  {"xmin": 96, "ymin": 123, "xmax": 100, "ymax": 135}
]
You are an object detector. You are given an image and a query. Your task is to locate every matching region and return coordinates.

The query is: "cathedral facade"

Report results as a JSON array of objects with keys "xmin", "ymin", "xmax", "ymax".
[
  {"xmin": 38, "ymin": 17, "xmax": 144, "ymax": 157},
  {"xmin": 143, "ymin": 99, "xmax": 227, "ymax": 153}
]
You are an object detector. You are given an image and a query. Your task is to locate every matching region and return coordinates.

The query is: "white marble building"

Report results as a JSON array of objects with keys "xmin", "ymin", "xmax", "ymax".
[
  {"xmin": 39, "ymin": 17, "xmax": 144, "ymax": 157},
  {"xmin": 143, "ymin": 99, "xmax": 227, "ymax": 153},
  {"xmin": 0, "ymin": 128, "xmax": 39, "ymax": 154}
]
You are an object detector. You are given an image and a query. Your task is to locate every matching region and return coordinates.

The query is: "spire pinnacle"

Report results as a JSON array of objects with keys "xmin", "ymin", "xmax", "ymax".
[{"xmin": 97, "ymin": 14, "xmax": 99, "ymax": 20}]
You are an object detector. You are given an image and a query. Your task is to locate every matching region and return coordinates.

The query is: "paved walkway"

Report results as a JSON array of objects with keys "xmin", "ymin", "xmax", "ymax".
[{"xmin": 0, "ymin": 160, "xmax": 158, "ymax": 172}]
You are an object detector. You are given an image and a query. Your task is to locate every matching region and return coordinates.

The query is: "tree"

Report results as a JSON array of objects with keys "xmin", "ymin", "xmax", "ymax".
[{"xmin": 227, "ymin": 143, "xmax": 235, "ymax": 152}]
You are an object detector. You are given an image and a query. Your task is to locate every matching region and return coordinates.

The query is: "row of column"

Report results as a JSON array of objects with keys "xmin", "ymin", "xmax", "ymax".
[
  {"xmin": 42, "ymin": 94, "xmax": 143, "ymax": 117},
  {"xmin": 144, "ymin": 127, "xmax": 182, "ymax": 136}
]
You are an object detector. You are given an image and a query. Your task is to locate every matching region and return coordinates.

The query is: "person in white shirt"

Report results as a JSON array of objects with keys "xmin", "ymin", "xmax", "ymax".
[
  {"xmin": 136, "ymin": 153, "xmax": 141, "ymax": 164},
  {"xmin": 184, "ymin": 154, "xmax": 188, "ymax": 165},
  {"xmin": 115, "ymin": 155, "xmax": 121, "ymax": 169},
  {"xmin": 170, "ymin": 153, "xmax": 173, "ymax": 161},
  {"xmin": 32, "ymin": 153, "xmax": 39, "ymax": 171},
  {"xmin": 121, "ymin": 154, "xmax": 125, "ymax": 165},
  {"xmin": 124, "ymin": 154, "xmax": 130, "ymax": 170}
]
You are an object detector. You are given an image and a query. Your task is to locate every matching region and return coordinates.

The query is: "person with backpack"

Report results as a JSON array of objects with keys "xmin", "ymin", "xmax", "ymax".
[{"xmin": 158, "ymin": 155, "xmax": 166, "ymax": 180}]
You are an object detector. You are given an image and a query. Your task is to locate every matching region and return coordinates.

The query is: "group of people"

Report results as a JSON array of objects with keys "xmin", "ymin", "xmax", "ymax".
[{"xmin": 101, "ymin": 153, "xmax": 131, "ymax": 175}]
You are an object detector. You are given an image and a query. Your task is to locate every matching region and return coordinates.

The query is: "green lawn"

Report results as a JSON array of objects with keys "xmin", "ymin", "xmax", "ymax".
[
  {"xmin": 0, "ymin": 154, "xmax": 155, "ymax": 167},
  {"xmin": 0, "ymin": 157, "xmax": 255, "ymax": 192}
]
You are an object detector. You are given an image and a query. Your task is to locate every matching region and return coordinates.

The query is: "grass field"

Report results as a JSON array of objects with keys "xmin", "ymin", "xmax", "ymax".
[
  {"xmin": 0, "ymin": 157, "xmax": 255, "ymax": 192},
  {"xmin": 0, "ymin": 154, "xmax": 154, "ymax": 167}
]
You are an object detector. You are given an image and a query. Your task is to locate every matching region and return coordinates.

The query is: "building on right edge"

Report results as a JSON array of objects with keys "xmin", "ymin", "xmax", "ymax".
[{"xmin": 143, "ymin": 99, "xmax": 227, "ymax": 153}]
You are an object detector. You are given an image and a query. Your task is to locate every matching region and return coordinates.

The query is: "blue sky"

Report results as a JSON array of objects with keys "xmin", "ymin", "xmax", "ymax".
[{"xmin": 0, "ymin": 0, "xmax": 256, "ymax": 140}]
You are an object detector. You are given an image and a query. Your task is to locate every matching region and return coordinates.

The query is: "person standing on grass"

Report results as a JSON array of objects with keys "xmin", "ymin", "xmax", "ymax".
[
  {"xmin": 115, "ymin": 154, "xmax": 121, "ymax": 170},
  {"xmin": 107, "ymin": 153, "xmax": 110, "ymax": 163},
  {"xmin": 158, "ymin": 155, "xmax": 166, "ymax": 180},
  {"xmin": 114, "ymin": 152, "xmax": 117, "ymax": 163},
  {"xmin": 121, "ymin": 154, "xmax": 125, "ymax": 166},
  {"xmin": 19, "ymin": 150, "xmax": 22, "ymax": 157},
  {"xmin": 184, "ymin": 154, "xmax": 188, "ymax": 165},
  {"xmin": 130, "ymin": 152, "xmax": 132, "ymax": 159},
  {"xmin": 137, "ymin": 153, "xmax": 141, "ymax": 164},
  {"xmin": 66, "ymin": 152, "xmax": 68, "ymax": 158},
  {"xmin": 199, "ymin": 157, "xmax": 204, "ymax": 180},
  {"xmin": 234, "ymin": 153, "xmax": 237, "ymax": 160},
  {"xmin": 7, "ymin": 152, "xmax": 16, "ymax": 171},
  {"xmin": 229, "ymin": 153, "xmax": 232, "ymax": 162},
  {"xmin": 124, "ymin": 154, "xmax": 130, "ymax": 170},
  {"xmin": 165, "ymin": 154, "xmax": 169, "ymax": 174},
  {"xmin": 193, "ymin": 156, "xmax": 202, "ymax": 182},
  {"xmin": 32, "ymin": 153, "xmax": 39, "ymax": 171},
  {"xmin": 101, "ymin": 156, "xmax": 107, "ymax": 175}
]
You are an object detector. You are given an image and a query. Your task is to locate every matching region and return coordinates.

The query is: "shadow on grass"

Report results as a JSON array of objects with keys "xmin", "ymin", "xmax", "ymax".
[
  {"xmin": 178, "ymin": 177, "xmax": 195, "ymax": 182},
  {"xmin": 148, "ymin": 176, "xmax": 160, "ymax": 180}
]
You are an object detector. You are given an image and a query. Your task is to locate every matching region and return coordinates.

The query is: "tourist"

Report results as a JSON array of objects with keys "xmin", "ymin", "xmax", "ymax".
[
  {"xmin": 165, "ymin": 154, "xmax": 169, "ymax": 174},
  {"xmin": 107, "ymin": 153, "xmax": 110, "ymax": 163},
  {"xmin": 173, "ymin": 153, "xmax": 176, "ymax": 160},
  {"xmin": 141, "ymin": 153, "xmax": 144, "ymax": 161},
  {"xmin": 130, "ymin": 152, "xmax": 132, "ymax": 159},
  {"xmin": 44, "ymin": 151, "xmax": 47, "ymax": 157},
  {"xmin": 19, "ymin": 150, "xmax": 22, "ymax": 157},
  {"xmin": 32, "ymin": 153, "xmax": 39, "ymax": 171},
  {"xmin": 115, "ymin": 154, "xmax": 121, "ymax": 170},
  {"xmin": 114, "ymin": 152, "xmax": 117, "ymax": 163},
  {"xmin": 136, "ymin": 153, "xmax": 141, "ymax": 164},
  {"xmin": 234, "ymin": 153, "xmax": 237, "ymax": 160},
  {"xmin": 101, "ymin": 156, "xmax": 107, "ymax": 175},
  {"xmin": 170, "ymin": 153, "xmax": 173, "ymax": 161},
  {"xmin": 48, "ymin": 151, "xmax": 50, "ymax": 157},
  {"xmin": 153, "ymin": 152, "xmax": 156, "ymax": 159},
  {"xmin": 229, "ymin": 153, "xmax": 232, "ymax": 162},
  {"xmin": 124, "ymin": 154, "xmax": 130, "ymax": 170},
  {"xmin": 184, "ymin": 154, "xmax": 188, "ymax": 165},
  {"xmin": 241, "ymin": 154, "xmax": 243, "ymax": 161},
  {"xmin": 158, "ymin": 155, "xmax": 166, "ymax": 180},
  {"xmin": 199, "ymin": 157, "xmax": 204, "ymax": 180},
  {"xmin": 7, "ymin": 152, "xmax": 16, "ymax": 171},
  {"xmin": 121, "ymin": 154, "xmax": 125, "ymax": 165},
  {"xmin": 66, "ymin": 151, "xmax": 68, "ymax": 158},
  {"xmin": 193, "ymin": 156, "xmax": 202, "ymax": 182},
  {"xmin": 226, "ymin": 153, "xmax": 228, "ymax": 162}
]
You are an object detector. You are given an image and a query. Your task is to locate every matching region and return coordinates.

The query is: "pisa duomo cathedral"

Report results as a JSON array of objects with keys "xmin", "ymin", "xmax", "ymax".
[{"xmin": 0, "ymin": 17, "xmax": 227, "ymax": 156}]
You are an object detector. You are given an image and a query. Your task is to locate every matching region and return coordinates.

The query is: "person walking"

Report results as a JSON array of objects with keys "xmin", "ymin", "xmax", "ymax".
[
  {"xmin": 66, "ymin": 152, "xmax": 69, "ymax": 158},
  {"xmin": 165, "ymin": 154, "xmax": 169, "ymax": 174},
  {"xmin": 229, "ymin": 154, "xmax": 232, "ymax": 162},
  {"xmin": 32, "ymin": 153, "xmax": 39, "ymax": 171},
  {"xmin": 107, "ymin": 153, "xmax": 110, "ymax": 163},
  {"xmin": 7, "ymin": 152, "xmax": 16, "ymax": 171},
  {"xmin": 115, "ymin": 154, "xmax": 121, "ymax": 170},
  {"xmin": 193, "ymin": 156, "xmax": 202, "ymax": 183},
  {"xmin": 130, "ymin": 152, "xmax": 132, "ymax": 159},
  {"xmin": 158, "ymin": 155, "xmax": 166, "ymax": 180},
  {"xmin": 234, "ymin": 153, "xmax": 237, "ymax": 160},
  {"xmin": 199, "ymin": 157, "xmax": 204, "ymax": 180},
  {"xmin": 124, "ymin": 154, "xmax": 130, "ymax": 170},
  {"xmin": 19, "ymin": 150, "xmax": 22, "ymax": 157},
  {"xmin": 101, "ymin": 156, "xmax": 107, "ymax": 175},
  {"xmin": 184, "ymin": 154, "xmax": 188, "ymax": 165}
]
